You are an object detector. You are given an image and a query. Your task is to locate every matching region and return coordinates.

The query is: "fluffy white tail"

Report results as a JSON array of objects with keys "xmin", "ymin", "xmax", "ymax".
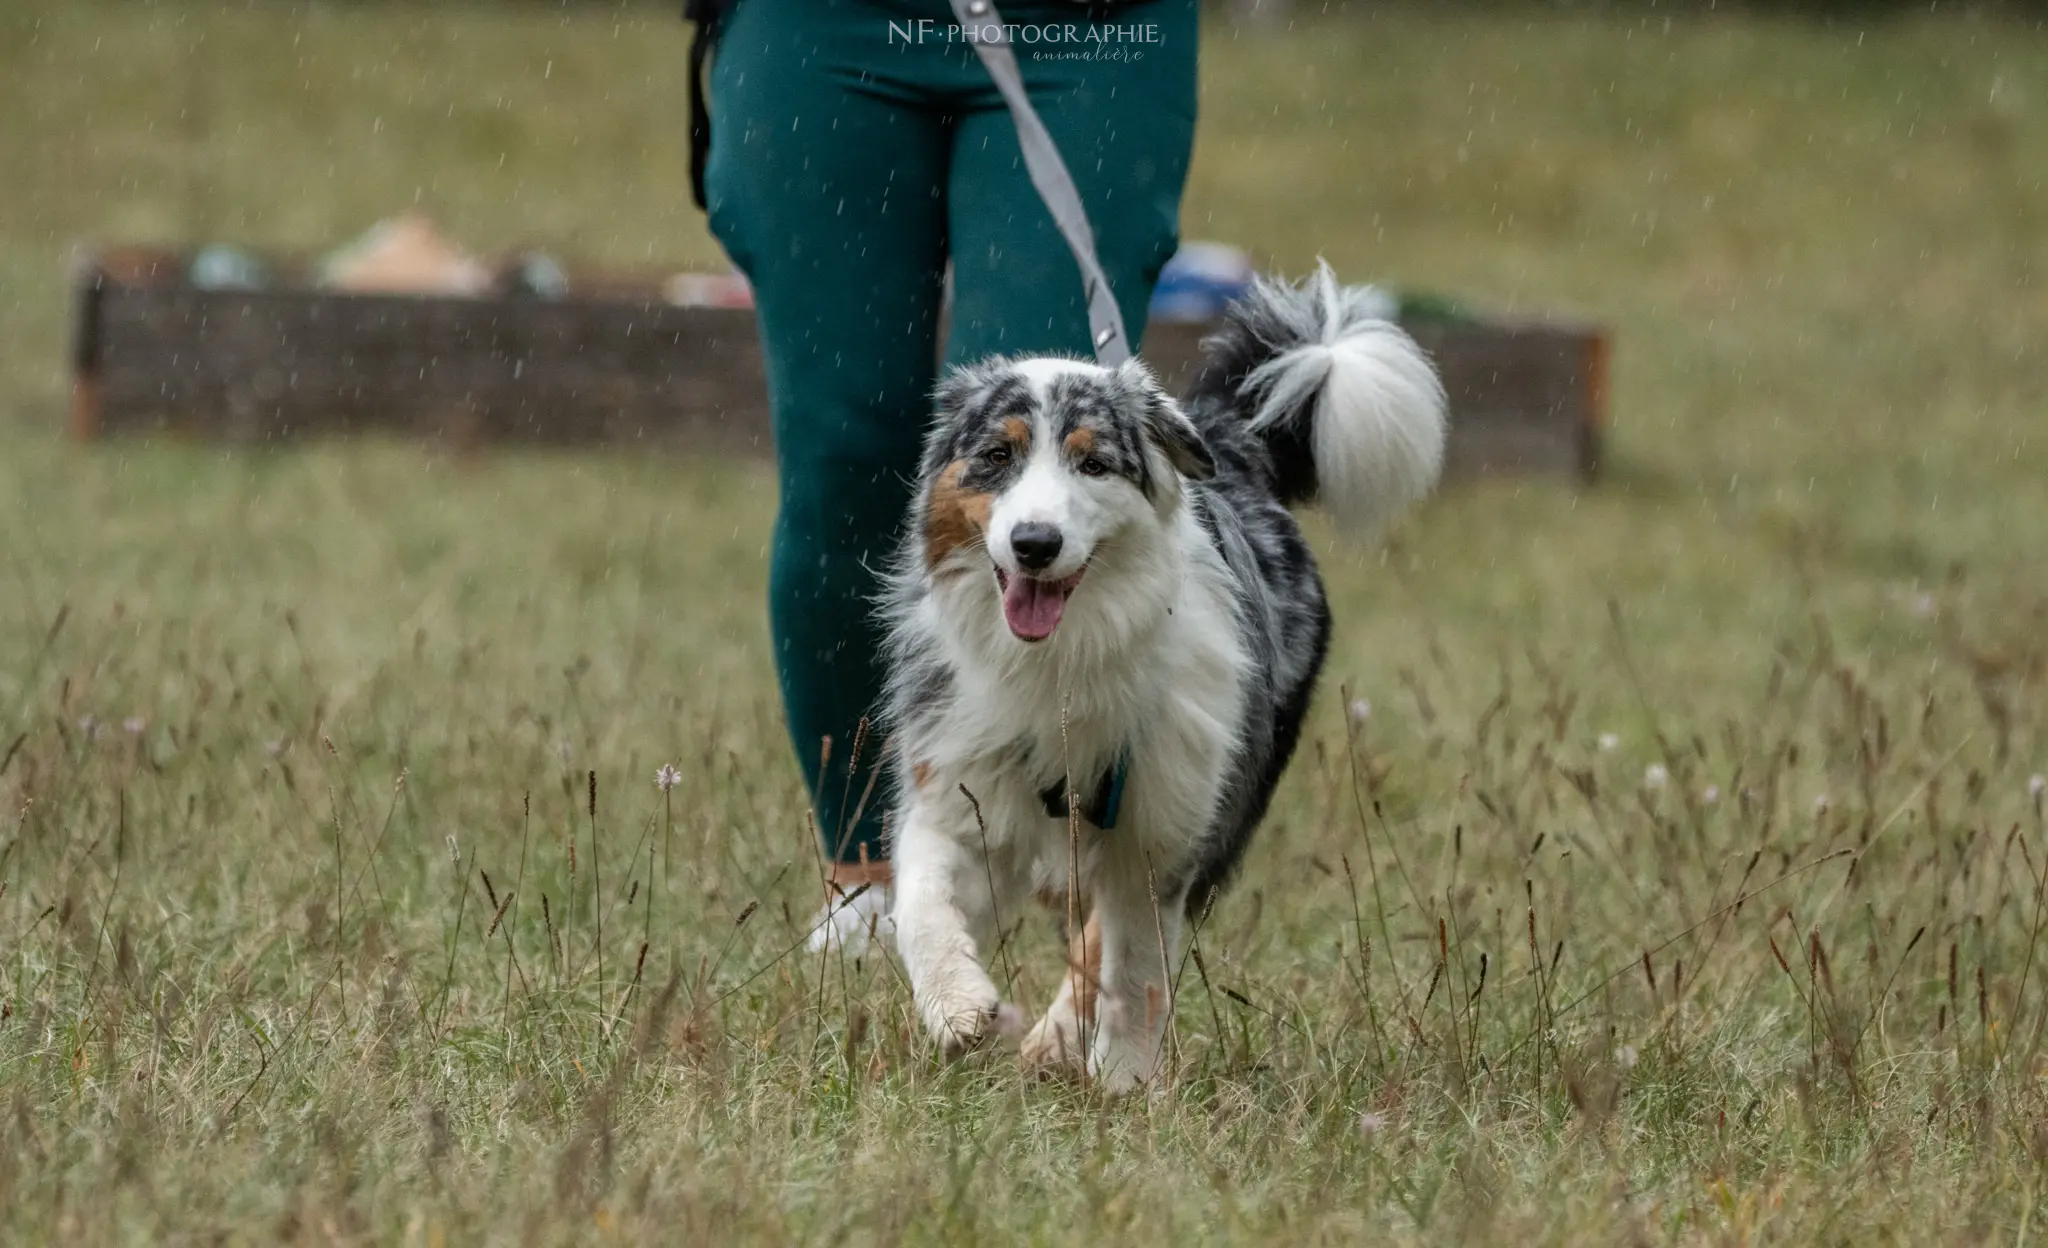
[{"xmin": 1236, "ymin": 262, "xmax": 1448, "ymax": 536}]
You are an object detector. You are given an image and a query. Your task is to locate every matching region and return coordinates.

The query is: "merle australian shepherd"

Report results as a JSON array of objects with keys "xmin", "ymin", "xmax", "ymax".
[{"xmin": 881, "ymin": 266, "xmax": 1447, "ymax": 1092}]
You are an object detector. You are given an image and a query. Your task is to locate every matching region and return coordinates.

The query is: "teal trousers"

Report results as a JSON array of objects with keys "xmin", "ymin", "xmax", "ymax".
[{"xmin": 704, "ymin": 0, "xmax": 1199, "ymax": 863}]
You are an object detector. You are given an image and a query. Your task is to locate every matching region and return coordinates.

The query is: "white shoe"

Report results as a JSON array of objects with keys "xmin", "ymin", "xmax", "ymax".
[{"xmin": 807, "ymin": 879, "xmax": 895, "ymax": 955}]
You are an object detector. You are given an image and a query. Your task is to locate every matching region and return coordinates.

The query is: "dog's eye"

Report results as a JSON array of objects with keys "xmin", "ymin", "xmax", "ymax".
[
  {"xmin": 1078, "ymin": 456, "xmax": 1109, "ymax": 477},
  {"xmin": 982, "ymin": 445, "xmax": 1013, "ymax": 468}
]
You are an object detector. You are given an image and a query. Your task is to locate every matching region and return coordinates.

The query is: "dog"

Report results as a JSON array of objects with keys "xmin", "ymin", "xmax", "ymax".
[{"xmin": 880, "ymin": 265, "xmax": 1447, "ymax": 1091}]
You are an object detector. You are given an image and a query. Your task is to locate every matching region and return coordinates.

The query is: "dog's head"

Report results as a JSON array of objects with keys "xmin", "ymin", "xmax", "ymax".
[{"xmin": 915, "ymin": 356, "xmax": 1214, "ymax": 644}]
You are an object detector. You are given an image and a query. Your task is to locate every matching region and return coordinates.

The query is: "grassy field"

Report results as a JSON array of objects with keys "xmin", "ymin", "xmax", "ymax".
[{"xmin": 5, "ymin": 1, "xmax": 2048, "ymax": 1241}]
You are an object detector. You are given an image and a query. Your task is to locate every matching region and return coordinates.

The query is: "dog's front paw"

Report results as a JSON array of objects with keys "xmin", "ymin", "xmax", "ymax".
[
  {"xmin": 927, "ymin": 997, "xmax": 997, "ymax": 1057},
  {"xmin": 1087, "ymin": 1003, "xmax": 1166, "ymax": 1095},
  {"xmin": 920, "ymin": 981, "xmax": 1019, "ymax": 1058},
  {"xmin": 1088, "ymin": 1038, "xmax": 1159, "ymax": 1096},
  {"xmin": 1019, "ymin": 1011, "xmax": 1088, "ymax": 1078}
]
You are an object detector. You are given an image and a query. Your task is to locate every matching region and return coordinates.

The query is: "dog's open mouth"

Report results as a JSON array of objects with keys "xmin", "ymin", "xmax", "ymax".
[{"xmin": 993, "ymin": 566, "xmax": 1086, "ymax": 642}]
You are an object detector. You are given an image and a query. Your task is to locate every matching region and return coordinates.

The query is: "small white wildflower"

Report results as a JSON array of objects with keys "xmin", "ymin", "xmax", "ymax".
[
  {"xmin": 1812, "ymin": 794, "xmax": 1832, "ymax": 816},
  {"xmin": 1910, "ymin": 593, "xmax": 1936, "ymax": 619},
  {"xmin": 1357, "ymin": 1111, "xmax": 1386, "ymax": 1137},
  {"xmin": 77, "ymin": 714, "xmax": 100, "ymax": 736},
  {"xmin": 264, "ymin": 739, "xmax": 285, "ymax": 759},
  {"xmin": 555, "ymin": 738, "xmax": 573, "ymax": 762},
  {"xmin": 1598, "ymin": 732, "xmax": 1620, "ymax": 753},
  {"xmin": 445, "ymin": 834, "xmax": 460, "ymax": 866},
  {"xmin": 655, "ymin": 763, "xmax": 682, "ymax": 792},
  {"xmin": 1701, "ymin": 785, "xmax": 1721, "ymax": 806},
  {"xmin": 1347, "ymin": 698, "xmax": 1372, "ymax": 725},
  {"xmin": 123, "ymin": 717, "xmax": 147, "ymax": 735},
  {"xmin": 1616, "ymin": 1045, "xmax": 1639, "ymax": 1072},
  {"xmin": 2030, "ymin": 775, "xmax": 2046, "ymax": 800},
  {"xmin": 1643, "ymin": 763, "xmax": 1669, "ymax": 791}
]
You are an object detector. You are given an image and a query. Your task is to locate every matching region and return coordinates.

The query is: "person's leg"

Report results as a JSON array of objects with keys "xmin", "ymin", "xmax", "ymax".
[
  {"xmin": 943, "ymin": 1, "xmax": 1201, "ymax": 365},
  {"xmin": 704, "ymin": 2, "xmax": 950, "ymax": 873}
]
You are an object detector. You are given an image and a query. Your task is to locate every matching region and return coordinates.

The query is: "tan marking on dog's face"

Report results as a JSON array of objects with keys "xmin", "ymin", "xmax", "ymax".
[
  {"xmin": 924, "ymin": 460, "xmax": 993, "ymax": 570},
  {"xmin": 1002, "ymin": 416, "xmax": 1034, "ymax": 451},
  {"xmin": 911, "ymin": 761, "xmax": 932, "ymax": 790},
  {"xmin": 1063, "ymin": 426, "xmax": 1096, "ymax": 459}
]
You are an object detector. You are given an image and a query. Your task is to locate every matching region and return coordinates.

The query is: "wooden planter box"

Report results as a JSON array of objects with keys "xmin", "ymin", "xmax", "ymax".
[{"xmin": 71, "ymin": 248, "xmax": 1606, "ymax": 480}]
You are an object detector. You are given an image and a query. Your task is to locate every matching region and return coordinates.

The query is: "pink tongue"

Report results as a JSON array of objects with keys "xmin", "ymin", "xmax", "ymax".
[{"xmin": 1002, "ymin": 575, "xmax": 1068, "ymax": 641}]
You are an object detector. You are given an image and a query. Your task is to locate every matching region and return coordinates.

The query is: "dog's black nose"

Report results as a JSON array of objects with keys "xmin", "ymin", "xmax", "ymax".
[{"xmin": 1009, "ymin": 523, "xmax": 1063, "ymax": 573}]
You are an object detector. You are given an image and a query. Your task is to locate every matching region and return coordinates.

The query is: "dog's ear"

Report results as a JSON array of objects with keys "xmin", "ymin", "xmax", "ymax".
[
  {"xmin": 1119, "ymin": 360, "xmax": 1215, "ymax": 482},
  {"xmin": 1146, "ymin": 395, "xmax": 1215, "ymax": 481},
  {"xmin": 933, "ymin": 362, "xmax": 992, "ymax": 421}
]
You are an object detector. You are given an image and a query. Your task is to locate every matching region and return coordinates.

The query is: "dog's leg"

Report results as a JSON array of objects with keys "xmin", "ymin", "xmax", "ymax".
[
  {"xmin": 1087, "ymin": 856, "xmax": 1184, "ymax": 1094},
  {"xmin": 1020, "ymin": 909, "xmax": 1098, "ymax": 1076},
  {"xmin": 892, "ymin": 799, "xmax": 1007, "ymax": 1056}
]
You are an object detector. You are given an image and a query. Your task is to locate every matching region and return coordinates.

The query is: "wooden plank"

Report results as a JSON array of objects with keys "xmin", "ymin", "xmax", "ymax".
[
  {"xmin": 74, "ymin": 262, "xmax": 1603, "ymax": 479},
  {"xmin": 1411, "ymin": 320, "xmax": 1602, "ymax": 481},
  {"xmin": 86, "ymin": 283, "xmax": 772, "ymax": 450}
]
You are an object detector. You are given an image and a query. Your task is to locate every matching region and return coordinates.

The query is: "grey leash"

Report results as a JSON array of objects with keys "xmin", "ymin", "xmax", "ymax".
[{"xmin": 946, "ymin": 0, "xmax": 1131, "ymax": 367}]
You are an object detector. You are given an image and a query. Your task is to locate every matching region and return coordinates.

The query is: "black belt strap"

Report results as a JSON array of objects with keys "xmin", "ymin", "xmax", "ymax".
[{"xmin": 683, "ymin": 0, "xmax": 726, "ymax": 210}]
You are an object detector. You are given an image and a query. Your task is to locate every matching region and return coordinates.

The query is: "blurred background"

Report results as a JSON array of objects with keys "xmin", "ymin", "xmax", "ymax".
[
  {"xmin": 6, "ymin": 0, "xmax": 2042, "ymax": 682},
  {"xmin": 5, "ymin": 2, "xmax": 2048, "ymax": 1239}
]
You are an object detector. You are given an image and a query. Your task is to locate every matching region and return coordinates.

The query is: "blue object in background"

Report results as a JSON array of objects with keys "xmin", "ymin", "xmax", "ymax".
[
  {"xmin": 1148, "ymin": 241, "xmax": 1254, "ymax": 323},
  {"xmin": 189, "ymin": 245, "xmax": 271, "ymax": 291},
  {"xmin": 503, "ymin": 252, "xmax": 570, "ymax": 299}
]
